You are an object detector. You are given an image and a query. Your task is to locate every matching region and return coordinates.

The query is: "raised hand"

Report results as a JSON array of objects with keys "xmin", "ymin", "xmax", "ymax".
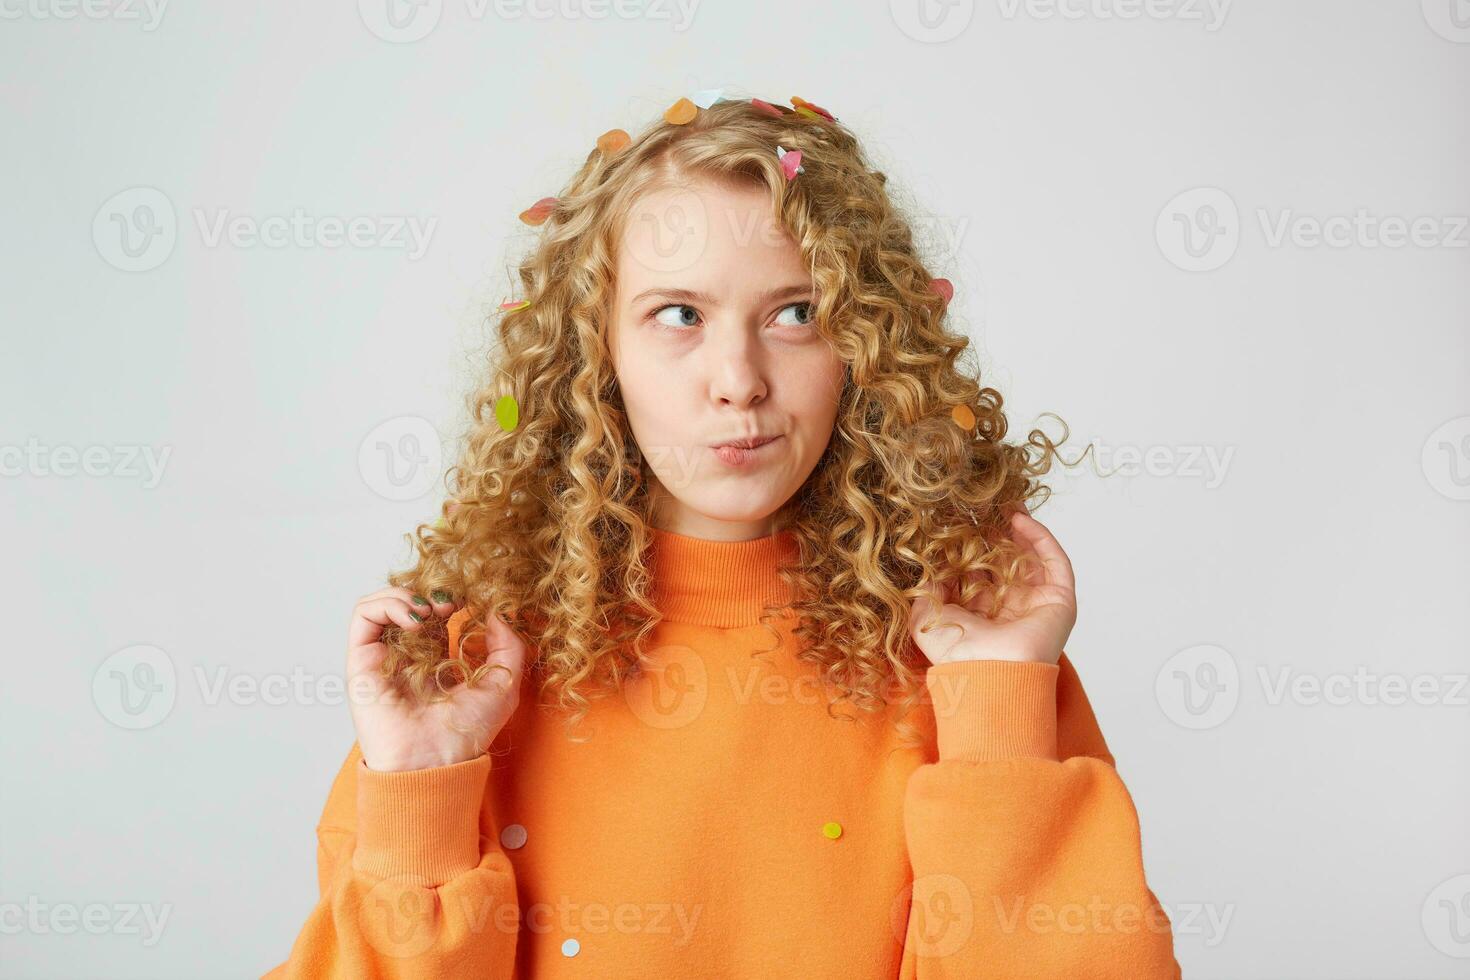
[
  {"xmin": 346, "ymin": 588, "xmax": 526, "ymax": 772},
  {"xmin": 908, "ymin": 510, "xmax": 1078, "ymax": 666}
]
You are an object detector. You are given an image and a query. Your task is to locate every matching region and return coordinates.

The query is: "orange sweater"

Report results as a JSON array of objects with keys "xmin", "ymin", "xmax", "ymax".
[{"xmin": 264, "ymin": 528, "xmax": 1181, "ymax": 978}]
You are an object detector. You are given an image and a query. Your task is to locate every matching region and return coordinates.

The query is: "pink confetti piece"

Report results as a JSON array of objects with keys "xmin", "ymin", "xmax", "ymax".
[{"xmin": 776, "ymin": 145, "xmax": 803, "ymax": 181}]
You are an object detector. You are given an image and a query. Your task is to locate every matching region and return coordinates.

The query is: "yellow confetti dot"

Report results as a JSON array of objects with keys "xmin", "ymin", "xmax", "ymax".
[
  {"xmin": 791, "ymin": 96, "xmax": 835, "ymax": 121},
  {"xmin": 495, "ymin": 395, "xmax": 519, "ymax": 433},
  {"xmin": 822, "ymin": 821, "xmax": 843, "ymax": 840}
]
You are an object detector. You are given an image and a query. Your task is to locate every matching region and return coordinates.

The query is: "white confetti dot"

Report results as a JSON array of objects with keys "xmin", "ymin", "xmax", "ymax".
[{"xmin": 500, "ymin": 823, "xmax": 528, "ymax": 849}]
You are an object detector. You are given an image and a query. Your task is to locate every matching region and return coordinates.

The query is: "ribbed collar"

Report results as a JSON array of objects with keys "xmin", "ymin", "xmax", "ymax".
[{"xmin": 648, "ymin": 526, "xmax": 800, "ymax": 627}]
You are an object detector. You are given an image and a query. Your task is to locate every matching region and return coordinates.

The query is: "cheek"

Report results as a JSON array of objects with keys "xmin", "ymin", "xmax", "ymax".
[{"xmin": 789, "ymin": 355, "xmax": 846, "ymax": 415}]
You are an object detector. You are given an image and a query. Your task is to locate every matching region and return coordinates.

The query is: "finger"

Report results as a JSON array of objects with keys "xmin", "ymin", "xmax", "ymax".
[
  {"xmin": 348, "ymin": 594, "xmax": 430, "ymax": 649},
  {"xmin": 421, "ymin": 588, "xmax": 459, "ymax": 620},
  {"xmin": 1010, "ymin": 512, "xmax": 1076, "ymax": 593},
  {"xmin": 463, "ymin": 619, "xmax": 528, "ymax": 704},
  {"xmin": 358, "ymin": 586, "xmax": 459, "ymax": 621}
]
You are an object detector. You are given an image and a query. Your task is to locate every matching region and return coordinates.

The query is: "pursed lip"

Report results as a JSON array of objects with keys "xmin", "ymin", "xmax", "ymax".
[{"xmin": 710, "ymin": 435, "xmax": 781, "ymax": 450}]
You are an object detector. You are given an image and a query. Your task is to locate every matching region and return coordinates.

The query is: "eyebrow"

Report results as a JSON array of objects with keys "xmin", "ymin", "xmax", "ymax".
[{"xmin": 626, "ymin": 283, "xmax": 815, "ymax": 308}]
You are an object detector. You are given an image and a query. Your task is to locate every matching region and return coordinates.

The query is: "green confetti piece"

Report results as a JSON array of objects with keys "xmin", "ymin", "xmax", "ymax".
[{"xmin": 495, "ymin": 394, "xmax": 519, "ymax": 432}]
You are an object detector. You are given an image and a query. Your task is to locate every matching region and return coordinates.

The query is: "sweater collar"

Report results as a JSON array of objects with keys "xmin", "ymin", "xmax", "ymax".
[{"xmin": 648, "ymin": 525, "xmax": 800, "ymax": 627}]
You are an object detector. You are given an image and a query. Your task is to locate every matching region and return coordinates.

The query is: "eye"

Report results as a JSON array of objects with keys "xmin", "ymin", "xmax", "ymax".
[
  {"xmin": 773, "ymin": 301, "xmax": 815, "ymax": 327},
  {"xmin": 650, "ymin": 304, "xmax": 701, "ymax": 330}
]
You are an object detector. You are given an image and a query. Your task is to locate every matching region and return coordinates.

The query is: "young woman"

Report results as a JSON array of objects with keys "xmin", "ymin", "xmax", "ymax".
[{"xmin": 264, "ymin": 93, "xmax": 1181, "ymax": 979}]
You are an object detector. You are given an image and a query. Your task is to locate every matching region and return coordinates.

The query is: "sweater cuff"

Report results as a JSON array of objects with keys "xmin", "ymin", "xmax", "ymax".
[
  {"xmin": 924, "ymin": 659, "xmax": 1060, "ymax": 762},
  {"xmin": 353, "ymin": 752, "xmax": 493, "ymax": 886}
]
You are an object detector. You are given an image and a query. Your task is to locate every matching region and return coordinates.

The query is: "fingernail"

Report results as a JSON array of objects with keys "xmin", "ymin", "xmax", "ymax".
[
  {"xmin": 431, "ymin": 590, "xmax": 453, "ymax": 603},
  {"xmin": 411, "ymin": 595, "xmax": 430, "ymax": 606},
  {"xmin": 409, "ymin": 612, "xmax": 424, "ymax": 623}
]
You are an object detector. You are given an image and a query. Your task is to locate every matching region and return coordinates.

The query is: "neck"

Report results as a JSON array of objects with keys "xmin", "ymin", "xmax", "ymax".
[{"xmin": 648, "ymin": 525, "xmax": 799, "ymax": 627}]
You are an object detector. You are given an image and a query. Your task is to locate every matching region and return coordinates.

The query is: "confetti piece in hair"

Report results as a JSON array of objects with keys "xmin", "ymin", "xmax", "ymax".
[
  {"xmin": 433, "ymin": 516, "xmax": 448, "ymax": 530},
  {"xmin": 776, "ymin": 145, "xmax": 804, "ymax": 180},
  {"xmin": 751, "ymin": 98, "xmax": 787, "ymax": 117},
  {"xmin": 690, "ymin": 88, "xmax": 724, "ymax": 108},
  {"xmin": 494, "ymin": 394, "xmax": 520, "ymax": 432},
  {"xmin": 597, "ymin": 128, "xmax": 630, "ymax": 154},
  {"xmin": 791, "ymin": 96, "xmax": 835, "ymax": 121},
  {"xmin": 951, "ymin": 404, "xmax": 976, "ymax": 431},
  {"xmin": 498, "ymin": 298, "xmax": 531, "ymax": 313},
  {"xmin": 929, "ymin": 277, "xmax": 954, "ymax": 303},
  {"xmin": 518, "ymin": 196, "xmax": 558, "ymax": 226},
  {"xmin": 664, "ymin": 97, "xmax": 698, "ymax": 125}
]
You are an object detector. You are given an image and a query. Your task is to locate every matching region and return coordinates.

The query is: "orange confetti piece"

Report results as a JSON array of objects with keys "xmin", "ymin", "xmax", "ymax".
[
  {"xmin": 951, "ymin": 404, "xmax": 976, "ymax": 431},
  {"xmin": 597, "ymin": 128, "xmax": 630, "ymax": 154},
  {"xmin": 791, "ymin": 96, "xmax": 835, "ymax": 121},
  {"xmin": 518, "ymin": 196, "xmax": 558, "ymax": 226},
  {"xmin": 664, "ymin": 97, "xmax": 697, "ymax": 125}
]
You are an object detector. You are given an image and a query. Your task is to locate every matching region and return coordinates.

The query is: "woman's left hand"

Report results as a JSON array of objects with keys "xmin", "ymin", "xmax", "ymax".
[{"xmin": 908, "ymin": 510, "xmax": 1077, "ymax": 667}]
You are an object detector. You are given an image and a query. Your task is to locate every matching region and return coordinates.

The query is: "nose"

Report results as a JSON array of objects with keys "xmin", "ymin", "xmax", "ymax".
[{"xmin": 705, "ymin": 320, "xmax": 768, "ymax": 408}]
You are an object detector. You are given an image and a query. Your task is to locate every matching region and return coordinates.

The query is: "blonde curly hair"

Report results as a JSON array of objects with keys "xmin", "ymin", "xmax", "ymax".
[{"xmin": 379, "ymin": 94, "xmax": 1076, "ymax": 749}]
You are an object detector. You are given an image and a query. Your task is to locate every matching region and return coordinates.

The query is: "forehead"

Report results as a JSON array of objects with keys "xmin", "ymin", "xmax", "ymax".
[{"xmin": 613, "ymin": 177, "xmax": 809, "ymax": 303}]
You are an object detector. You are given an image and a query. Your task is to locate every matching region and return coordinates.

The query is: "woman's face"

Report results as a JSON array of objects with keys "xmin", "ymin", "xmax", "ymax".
[{"xmin": 610, "ymin": 176, "xmax": 846, "ymax": 542}]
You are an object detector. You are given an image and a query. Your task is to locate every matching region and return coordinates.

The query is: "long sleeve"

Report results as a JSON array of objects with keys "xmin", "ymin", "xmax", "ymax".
[
  {"xmin": 897, "ymin": 653, "xmax": 1181, "ymax": 979},
  {"xmin": 261, "ymin": 742, "xmax": 519, "ymax": 979}
]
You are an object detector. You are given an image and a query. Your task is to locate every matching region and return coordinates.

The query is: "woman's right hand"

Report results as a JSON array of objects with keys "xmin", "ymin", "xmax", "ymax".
[{"xmin": 345, "ymin": 588, "xmax": 527, "ymax": 772}]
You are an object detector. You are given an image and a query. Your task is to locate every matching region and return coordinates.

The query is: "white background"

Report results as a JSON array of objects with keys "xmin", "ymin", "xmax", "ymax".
[{"xmin": 2, "ymin": 1, "xmax": 1467, "ymax": 977}]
